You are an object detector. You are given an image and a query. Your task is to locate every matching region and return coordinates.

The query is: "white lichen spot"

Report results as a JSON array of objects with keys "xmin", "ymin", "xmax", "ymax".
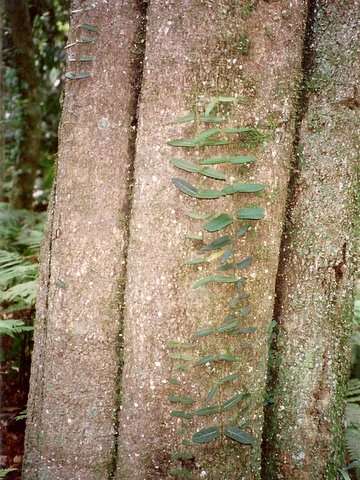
[{"xmin": 98, "ymin": 117, "xmax": 109, "ymax": 129}]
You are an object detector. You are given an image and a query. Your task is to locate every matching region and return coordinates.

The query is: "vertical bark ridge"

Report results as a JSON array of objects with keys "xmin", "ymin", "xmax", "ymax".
[
  {"xmin": 261, "ymin": 0, "xmax": 316, "ymax": 472},
  {"xmin": 262, "ymin": 1, "xmax": 360, "ymax": 478},
  {"xmin": 24, "ymin": 2, "xmax": 146, "ymax": 478},
  {"xmin": 117, "ymin": 1, "xmax": 307, "ymax": 478},
  {"xmin": 108, "ymin": 1, "xmax": 149, "ymax": 478}
]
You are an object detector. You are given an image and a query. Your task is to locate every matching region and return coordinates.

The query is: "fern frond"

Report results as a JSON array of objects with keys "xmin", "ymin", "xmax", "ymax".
[
  {"xmin": 0, "ymin": 280, "xmax": 37, "ymax": 306},
  {"xmin": 345, "ymin": 428, "xmax": 360, "ymax": 475},
  {"xmin": 0, "ymin": 469, "xmax": 17, "ymax": 479},
  {"xmin": 347, "ymin": 379, "xmax": 360, "ymax": 403},
  {"xmin": 16, "ymin": 228, "xmax": 43, "ymax": 251},
  {"xmin": 345, "ymin": 404, "xmax": 360, "ymax": 428},
  {"xmin": 0, "ymin": 320, "xmax": 34, "ymax": 337},
  {"xmin": 0, "ymin": 250, "xmax": 38, "ymax": 288}
]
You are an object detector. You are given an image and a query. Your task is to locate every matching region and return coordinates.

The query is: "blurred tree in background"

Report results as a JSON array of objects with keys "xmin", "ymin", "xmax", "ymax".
[
  {"xmin": 1, "ymin": 2, "xmax": 68, "ymax": 477},
  {"xmin": 2, "ymin": 0, "xmax": 69, "ymax": 209}
]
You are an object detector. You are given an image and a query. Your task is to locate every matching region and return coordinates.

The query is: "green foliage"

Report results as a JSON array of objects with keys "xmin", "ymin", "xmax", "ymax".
[
  {"xmin": 0, "ymin": 204, "xmax": 43, "ymax": 313},
  {"xmin": 203, "ymin": 214, "xmax": 233, "ymax": 232},
  {"xmin": 342, "ymin": 291, "xmax": 360, "ymax": 478},
  {"xmin": 171, "ymin": 158, "xmax": 226, "ymax": 180},
  {"xmin": 3, "ymin": 1, "xmax": 69, "ymax": 205},
  {"xmin": 224, "ymin": 426, "xmax": 255, "ymax": 445},
  {"xmin": 0, "ymin": 469, "xmax": 17, "ymax": 479},
  {"xmin": 237, "ymin": 34, "xmax": 251, "ymax": 55},
  {"xmin": 167, "ymin": 95, "xmax": 264, "ymax": 472},
  {"xmin": 0, "ymin": 319, "xmax": 33, "ymax": 337},
  {"xmin": 192, "ymin": 426, "xmax": 220, "ymax": 444}
]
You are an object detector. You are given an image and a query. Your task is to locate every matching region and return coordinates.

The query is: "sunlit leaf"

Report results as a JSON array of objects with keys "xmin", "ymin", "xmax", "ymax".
[
  {"xmin": 217, "ymin": 353, "xmax": 240, "ymax": 362},
  {"xmin": 65, "ymin": 71, "xmax": 91, "ymax": 80},
  {"xmin": 217, "ymin": 319, "xmax": 240, "ymax": 333},
  {"xmin": 194, "ymin": 326, "xmax": 217, "ymax": 337},
  {"xmin": 77, "ymin": 37, "xmax": 96, "ymax": 44},
  {"xmin": 236, "ymin": 224, "xmax": 251, "ymax": 237},
  {"xmin": 192, "ymin": 274, "xmax": 240, "ymax": 289},
  {"xmin": 218, "ymin": 256, "xmax": 252, "ymax": 271},
  {"xmin": 172, "ymin": 178, "xmax": 199, "ymax": 197},
  {"xmin": 207, "ymin": 385, "xmax": 219, "ymax": 402},
  {"xmin": 221, "ymin": 393, "xmax": 249, "ymax": 412},
  {"xmin": 237, "ymin": 207, "xmax": 265, "ymax": 220},
  {"xmin": 168, "ymin": 395, "xmax": 195, "ymax": 405},
  {"xmin": 193, "ymin": 405, "xmax": 220, "ymax": 416},
  {"xmin": 174, "ymin": 112, "xmax": 195, "ymax": 124},
  {"xmin": 221, "ymin": 183, "xmax": 265, "ymax": 194},
  {"xmin": 200, "ymin": 115, "xmax": 225, "ymax": 123},
  {"xmin": 185, "ymin": 257, "xmax": 208, "ymax": 265},
  {"xmin": 196, "ymin": 128, "xmax": 222, "ymax": 141},
  {"xmin": 224, "ymin": 426, "xmax": 255, "ymax": 445},
  {"xmin": 185, "ymin": 233, "xmax": 203, "ymax": 241},
  {"xmin": 79, "ymin": 23, "xmax": 98, "ymax": 32},
  {"xmin": 168, "ymin": 138, "xmax": 198, "ymax": 147},
  {"xmin": 203, "ymin": 214, "xmax": 233, "ymax": 232},
  {"xmin": 192, "ymin": 426, "xmax": 220, "ymax": 444},
  {"xmin": 172, "ymin": 178, "xmax": 221, "ymax": 199},
  {"xmin": 200, "ymin": 155, "xmax": 255, "ymax": 165},
  {"xmin": 200, "ymin": 235, "xmax": 232, "ymax": 252},
  {"xmin": 169, "ymin": 378, "xmax": 181, "ymax": 385},
  {"xmin": 79, "ymin": 55, "xmax": 96, "ymax": 62},
  {"xmin": 171, "ymin": 411, "xmax": 193, "ymax": 420},
  {"xmin": 197, "ymin": 354, "xmax": 240, "ymax": 365},
  {"xmin": 205, "ymin": 96, "xmax": 237, "ymax": 116},
  {"xmin": 171, "ymin": 158, "xmax": 225, "ymax": 180},
  {"xmin": 197, "ymin": 355, "xmax": 218, "ymax": 365}
]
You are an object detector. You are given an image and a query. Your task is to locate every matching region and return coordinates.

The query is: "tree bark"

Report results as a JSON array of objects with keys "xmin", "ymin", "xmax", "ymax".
[
  {"xmin": 262, "ymin": 1, "xmax": 360, "ymax": 478},
  {"xmin": 5, "ymin": 0, "xmax": 42, "ymax": 209},
  {"xmin": 23, "ymin": 1, "xmax": 144, "ymax": 478},
  {"xmin": 117, "ymin": 1, "xmax": 306, "ymax": 478}
]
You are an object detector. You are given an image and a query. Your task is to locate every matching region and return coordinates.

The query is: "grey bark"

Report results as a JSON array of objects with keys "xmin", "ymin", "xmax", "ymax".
[
  {"xmin": 23, "ymin": 1, "xmax": 144, "ymax": 478},
  {"xmin": 117, "ymin": 1, "xmax": 306, "ymax": 479},
  {"xmin": 262, "ymin": 1, "xmax": 360, "ymax": 478}
]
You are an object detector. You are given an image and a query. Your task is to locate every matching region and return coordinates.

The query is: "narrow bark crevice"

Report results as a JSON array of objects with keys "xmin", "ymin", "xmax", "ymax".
[
  {"xmin": 261, "ymin": 0, "xmax": 317, "ymax": 476},
  {"xmin": 36, "ymin": 160, "xmax": 58, "ymax": 451},
  {"xmin": 109, "ymin": 2, "xmax": 148, "ymax": 478}
]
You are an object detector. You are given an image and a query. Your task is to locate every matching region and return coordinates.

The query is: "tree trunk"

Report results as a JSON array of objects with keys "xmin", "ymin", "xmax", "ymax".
[
  {"xmin": 5, "ymin": 0, "xmax": 42, "ymax": 209},
  {"xmin": 117, "ymin": 1, "xmax": 306, "ymax": 478},
  {"xmin": 262, "ymin": 1, "xmax": 359, "ymax": 478},
  {"xmin": 23, "ymin": 2, "xmax": 144, "ymax": 478}
]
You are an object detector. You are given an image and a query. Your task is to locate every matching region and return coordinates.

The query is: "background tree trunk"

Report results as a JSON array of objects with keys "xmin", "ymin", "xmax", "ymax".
[
  {"xmin": 117, "ymin": 1, "xmax": 306, "ymax": 478},
  {"xmin": 5, "ymin": 0, "xmax": 42, "ymax": 209},
  {"xmin": 23, "ymin": 2, "xmax": 145, "ymax": 478},
  {"xmin": 262, "ymin": 1, "xmax": 359, "ymax": 478},
  {"xmin": 0, "ymin": 0, "xmax": 4, "ymax": 201}
]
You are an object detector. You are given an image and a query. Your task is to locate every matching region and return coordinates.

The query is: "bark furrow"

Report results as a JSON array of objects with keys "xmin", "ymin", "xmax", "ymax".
[
  {"xmin": 117, "ymin": 1, "xmax": 306, "ymax": 478},
  {"xmin": 263, "ymin": 1, "xmax": 360, "ymax": 478}
]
